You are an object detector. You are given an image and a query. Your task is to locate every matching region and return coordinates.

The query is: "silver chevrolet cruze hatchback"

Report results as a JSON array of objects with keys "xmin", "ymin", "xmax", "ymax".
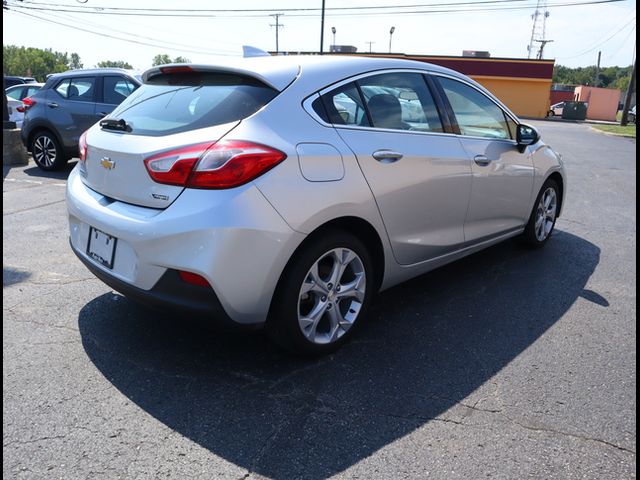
[{"xmin": 67, "ymin": 55, "xmax": 565, "ymax": 354}]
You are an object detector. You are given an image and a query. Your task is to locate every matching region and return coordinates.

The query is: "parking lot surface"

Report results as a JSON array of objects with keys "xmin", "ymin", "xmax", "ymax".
[{"xmin": 3, "ymin": 120, "xmax": 636, "ymax": 479}]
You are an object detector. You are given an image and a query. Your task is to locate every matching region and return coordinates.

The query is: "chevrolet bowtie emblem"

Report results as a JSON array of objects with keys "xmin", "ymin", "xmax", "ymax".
[{"xmin": 100, "ymin": 157, "xmax": 116, "ymax": 170}]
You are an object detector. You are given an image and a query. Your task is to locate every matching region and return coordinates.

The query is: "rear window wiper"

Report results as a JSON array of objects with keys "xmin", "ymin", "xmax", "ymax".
[{"xmin": 99, "ymin": 118, "xmax": 132, "ymax": 132}]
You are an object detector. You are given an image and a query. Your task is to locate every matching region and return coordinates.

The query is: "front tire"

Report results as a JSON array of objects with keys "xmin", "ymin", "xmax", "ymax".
[
  {"xmin": 31, "ymin": 130, "xmax": 67, "ymax": 171},
  {"xmin": 547, "ymin": 110, "xmax": 555, "ymax": 117},
  {"xmin": 267, "ymin": 230, "xmax": 375, "ymax": 356},
  {"xmin": 520, "ymin": 178, "xmax": 560, "ymax": 247}
]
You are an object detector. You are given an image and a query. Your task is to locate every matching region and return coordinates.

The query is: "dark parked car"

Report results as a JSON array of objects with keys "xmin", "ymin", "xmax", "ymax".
[
  {"xmin": 4, "ymin": 75, "xmax": 37, "ymax": 88},
  {"xmin": 21, "ymin": 68, "xmax": 141, "ymax": 170}
]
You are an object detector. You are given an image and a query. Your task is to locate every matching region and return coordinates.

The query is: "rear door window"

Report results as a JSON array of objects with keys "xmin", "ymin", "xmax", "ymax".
[
  {"xmin": 108, "ymin": 72, "xmax": 277, "ymax": 136},
  {"xmin": 55, "ymin": 77, "xmax": 96, "ymax": 102},
  {"xmin": 102, "ymin": 76, "xmax": 138, "ymax": 105},
  {"xmin": 357, "ymin": 73, "xmax": 443, "ymax": 132}
]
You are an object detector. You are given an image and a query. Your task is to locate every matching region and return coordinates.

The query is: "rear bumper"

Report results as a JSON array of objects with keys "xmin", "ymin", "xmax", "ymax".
[
  {"xmin": 71, "ymin": 239, "xmax": 260, "ymax": 330},
  {"xmin": 66, "ymin": 167, "xmax": 305, "ymax": 325}
]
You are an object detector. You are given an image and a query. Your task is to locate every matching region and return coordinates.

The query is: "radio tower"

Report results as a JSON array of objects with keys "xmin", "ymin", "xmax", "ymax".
[{"xmin": 527, "ymin": 0, "xmax": 551, "ymax": 59}]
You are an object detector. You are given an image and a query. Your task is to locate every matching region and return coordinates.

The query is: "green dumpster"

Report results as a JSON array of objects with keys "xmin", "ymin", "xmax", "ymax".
[{"xmin": 562, "ymin": 101, "xmax": 588, "ymax": 120}]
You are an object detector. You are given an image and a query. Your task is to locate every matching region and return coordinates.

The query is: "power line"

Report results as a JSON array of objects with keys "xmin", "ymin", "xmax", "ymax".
[
  {"xmin": 8, "ymin": 0, "xmax": 550, "ymax": 13},
  {"xmin": 8, "ymin": 9, "xmax": 239, "ymax": 56},
  {"xmin": 5, "ymin": 0, "xmax": 630, "ymax": 18},
  {"xmin": 557, "ymin": 15, "xmax": 636, "ymax": 58}
]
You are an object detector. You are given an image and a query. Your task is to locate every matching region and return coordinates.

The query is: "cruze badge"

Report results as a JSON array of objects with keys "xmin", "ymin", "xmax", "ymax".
[{"xmin": 100, "ymin": 157, "xmax": 116, "ymax": 170}]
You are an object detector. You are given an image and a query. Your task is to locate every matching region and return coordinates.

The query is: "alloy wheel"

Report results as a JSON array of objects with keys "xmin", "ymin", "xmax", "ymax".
[
  {"xmin": 297, "ymin": 248, "xmax": 366, "ymax": 344},
  {"xmin": 33, "ymin": 135, "xmax": 57, "ymax": 167},
  {"xmin": 534, "ymin": 187, "xmax": 557, "ymax": 241}
]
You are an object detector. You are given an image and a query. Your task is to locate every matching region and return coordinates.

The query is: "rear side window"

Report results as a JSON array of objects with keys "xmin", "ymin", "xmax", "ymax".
[
  {"xmin": 102, "ymin": 76, "xmax": 138, "ymax": 105},
  {"xmin": 108, "ymin": 72, "xmax": 278, "ymax": 136},
  {"xmin": 55, "ymin": 77, "xmax": 96, "ymax": 102},
  {"xmin": 6, "ymin": 87, "xmax": 24, "ymax": 100}
]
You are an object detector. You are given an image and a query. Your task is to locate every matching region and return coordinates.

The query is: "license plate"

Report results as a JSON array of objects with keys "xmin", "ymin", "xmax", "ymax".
[{"xmin": 87, "ymin": 227, "xmax": 117, "ymax": 269}]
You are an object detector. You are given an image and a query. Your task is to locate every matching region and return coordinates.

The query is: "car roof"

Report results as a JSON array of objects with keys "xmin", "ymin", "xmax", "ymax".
[
  {"xmin": 142, "ymin": 55, "xmax": 469, "ymax": 92},
  {"xmin": 46, "ymin": 68, "xmax": 142, "ymax": 81},
  {"xmin": 6, "ymin": 83, "xmax": 45, "ymax": 89}
]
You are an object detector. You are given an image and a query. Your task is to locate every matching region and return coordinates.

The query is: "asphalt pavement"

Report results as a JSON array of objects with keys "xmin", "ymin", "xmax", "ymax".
[{"xmin": 3, "ymin": 121, "xmax": 636, "ymax": 479}]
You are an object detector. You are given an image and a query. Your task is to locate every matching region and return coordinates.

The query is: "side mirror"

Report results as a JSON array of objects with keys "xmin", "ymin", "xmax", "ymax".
[{"xmin": 516, "ymin": 124, "xmax": 539, "ymax": 153}]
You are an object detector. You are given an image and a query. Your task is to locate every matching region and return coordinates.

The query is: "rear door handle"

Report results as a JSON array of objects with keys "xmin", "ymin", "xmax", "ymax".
[
  {"xmin": 372, "ymin": 150, "xmax": 403, "ymax": 163},
  {"xmin": 474, "ymin": 155, "xmax": 491, "ymax": 166},
  {"xmin": 47, "ymin": 102, "xmax": 59, "ymax": 108},
  {"xmin": 98, "ymin": 112, "xmax": 108, "ymax": 118}
]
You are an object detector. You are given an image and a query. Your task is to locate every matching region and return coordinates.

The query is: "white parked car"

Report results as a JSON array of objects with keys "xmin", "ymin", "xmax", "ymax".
[
  {"xmin": 5, "ymin": 82, "xmax": 44, "ymax": 128},
  {"xmin": 548, "ymin": 102, "xmax": 565, "ymax": 117}
]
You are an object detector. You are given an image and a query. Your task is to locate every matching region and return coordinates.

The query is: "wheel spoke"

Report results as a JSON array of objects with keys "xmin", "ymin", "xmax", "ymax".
[
  {"xmin": 301, "ymin": 263, "xmax": 327, "ymax": 296},
  {"xmin": 299, "ymin": 300, "xmax": 329, "ymax": 342},
  {"xmin": 336, "ymin": 273, "xmax": 365, "ymax": 302}
]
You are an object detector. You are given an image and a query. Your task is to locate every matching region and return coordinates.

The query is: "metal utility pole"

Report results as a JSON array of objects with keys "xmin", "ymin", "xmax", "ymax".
[
  {"xmin": 366, "ymin": 41, "xmax": 375, "ymax": 53},
  {"xmin": 621, "ymin": 57, "xmax": 636, "ymax": 126},
  {"xmin": 270, "ymin": 13, "xmax": 284, "ymax": 53},
  {"xmin": 594, "ymin": 51, "xmax": 602, "ymax": 87},
  {"xmin": 320, "ymin": 0, "xmax": 326, "ymax": 54},
  {"xmin": 534, "ymin": 39, "xmax": 553, "ymax": 59},
  {"xmin": 527, "ymin": 0, "xmax": 550, "ymax": 59}
]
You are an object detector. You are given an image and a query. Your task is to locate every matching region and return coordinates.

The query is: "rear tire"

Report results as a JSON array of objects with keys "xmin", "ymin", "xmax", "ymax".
[
  {"xmin": 31, "ymin": 130, "xmax": 67, "ymax": 171},
  {"xmin": 267, "ymin": 230, "xmax": 375, "ymax": 356},
  {"xmin": 520, "ymin": 178, "xmax": 560, "ymax": 248}
]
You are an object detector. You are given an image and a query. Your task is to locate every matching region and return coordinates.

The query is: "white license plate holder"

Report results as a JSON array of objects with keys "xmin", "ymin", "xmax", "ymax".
[{"xmin": 87, "ymin": 227, "xmax": 117, "ymax": 269}]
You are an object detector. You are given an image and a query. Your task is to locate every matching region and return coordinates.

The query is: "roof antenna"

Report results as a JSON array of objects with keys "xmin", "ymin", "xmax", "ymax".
[{"xmin": 243, "ymin": 46, "xmax": 270, "ymax": 58}]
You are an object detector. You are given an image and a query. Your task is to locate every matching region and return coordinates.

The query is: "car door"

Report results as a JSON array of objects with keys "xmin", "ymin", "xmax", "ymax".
[
  {"xmin": 48, "ymin": 76, "xmax": 98, "ymax": 150},
  {"xmin": 314, "ymin": 72, "xmax": 473, "ymax": 265},
  {"xmin": 94, "ymin": 75, "xmax": 139, "ymax": 119},
  {"xmin": 434, "ymin": 76, "xmax": 535, "ymax": 243}
]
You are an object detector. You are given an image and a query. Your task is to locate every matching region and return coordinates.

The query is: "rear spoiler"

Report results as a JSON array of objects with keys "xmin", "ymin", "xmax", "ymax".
[{"xmin": 142, "ymin": 61, "xmax": 299, "ymax": 92}]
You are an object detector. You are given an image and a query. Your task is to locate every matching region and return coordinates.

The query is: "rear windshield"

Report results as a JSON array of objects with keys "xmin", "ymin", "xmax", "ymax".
[{"xmin": 107, "ymin": 72, "xmax": 278, "ymax": 136}]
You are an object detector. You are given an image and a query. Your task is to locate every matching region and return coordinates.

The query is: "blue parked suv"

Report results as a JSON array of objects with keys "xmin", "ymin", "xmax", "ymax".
[{"xmin": 21, "ymin": 68, "xmax": 141, "ymax": 170}]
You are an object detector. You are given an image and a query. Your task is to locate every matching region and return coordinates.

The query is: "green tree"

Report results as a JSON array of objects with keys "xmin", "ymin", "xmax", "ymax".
[
  {"xmin": 3, "ymin": 45, "xmax": 79, "ymax": 81},
  {"xmin": 151, "ymin": 54, "xmax": 191, "ymax": 66},
  {"xmin": 152, "ymin": 54, "xmax": 172, "ymax": 66},
  {"xmin": 553, "ymin": 64, "xmax": 632, "ymax": 89},
  {"xmin": 97, "ymin": 60, "xmax": 133, "ymax": 69},
  {"xmin": 69, "ymin": 53, "xmax": 83, "ymax": 70}
]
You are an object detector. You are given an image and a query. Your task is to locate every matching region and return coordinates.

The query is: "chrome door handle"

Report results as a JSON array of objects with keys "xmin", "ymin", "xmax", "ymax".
[
  {"xmin": 474, "ymin": 155, "xmax": 491, "ymax": 166},
  {"xmin": 98, "ymin": 112, "xmax": 108, "ymax": 118},
  {"xmin": 47, "ymin": 102, "xmax": 59, "ymax": 108},
  {"xmin": 372, "ymin": 150, "xmax": 403, "ymax": 163}
]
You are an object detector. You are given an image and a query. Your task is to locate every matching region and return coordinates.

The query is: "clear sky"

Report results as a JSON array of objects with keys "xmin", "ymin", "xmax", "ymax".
[{"xmin": 2, "ymin": 0, "xmax": 637, "ymax": 70}]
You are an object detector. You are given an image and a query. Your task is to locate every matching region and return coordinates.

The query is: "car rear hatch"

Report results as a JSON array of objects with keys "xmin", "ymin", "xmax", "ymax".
[{"xmin": 80, "ymin": 64, "xmax": 294, "ymax": 209}]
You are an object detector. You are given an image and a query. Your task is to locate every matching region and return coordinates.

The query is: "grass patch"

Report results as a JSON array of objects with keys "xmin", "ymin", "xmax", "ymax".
[{"xmin": 592, "ymin": 124, "xmax": 636, "ymax": 138}]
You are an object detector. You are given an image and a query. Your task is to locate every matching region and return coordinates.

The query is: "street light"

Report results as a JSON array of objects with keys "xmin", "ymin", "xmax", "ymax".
[
  {"xmin": 331, "ymin": 26, "xmax": 336, "ymax": 51},
  {"xmin": 389, "ymin": 26, "xmax": 395, "ymax": 53}
]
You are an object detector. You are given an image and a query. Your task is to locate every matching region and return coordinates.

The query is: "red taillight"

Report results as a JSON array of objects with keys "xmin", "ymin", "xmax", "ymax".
[
  {"xmin": 78, "ymin": 131, "xmax": 88, "ymax": 163},
  {"xmin": 18, "ymin": 97, "xmax": 36, "ymax": 113},
  {"xmin": 178, "ymin": 270, "xmax": 210, "ymax": 287},
  {"xmin": 144, "ymin": 140, "xmax": 286, "ymax": 189}
]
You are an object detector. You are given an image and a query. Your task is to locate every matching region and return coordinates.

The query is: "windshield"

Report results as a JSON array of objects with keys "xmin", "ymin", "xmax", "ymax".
[{"xmin": 107, "ymin": 72, "xmax": 278, "ymax": 136}]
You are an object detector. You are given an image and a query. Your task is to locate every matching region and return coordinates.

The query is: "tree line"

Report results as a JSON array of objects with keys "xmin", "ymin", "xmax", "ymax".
[
  {"xmin": 553, "ymin": 64, "xmax": 633, "ymax": 92},
  {"xmin": 3, "ymin": 45, "xmax": 191, "ymax": 81}
]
